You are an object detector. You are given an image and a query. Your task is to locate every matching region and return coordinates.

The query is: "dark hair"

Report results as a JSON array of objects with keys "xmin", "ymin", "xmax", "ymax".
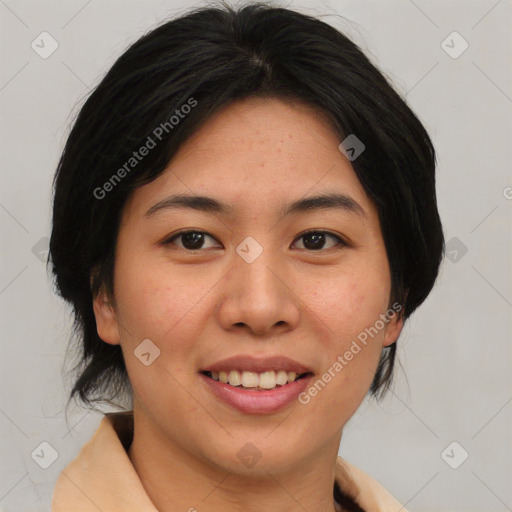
[{"xmin": 49, "ymin": 2, "xmax": 444, "ymax": 411}]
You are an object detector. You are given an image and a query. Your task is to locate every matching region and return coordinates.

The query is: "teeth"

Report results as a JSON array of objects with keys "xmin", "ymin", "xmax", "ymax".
[
  {"xmin": 276, "ymin": 370, "xmax": 288, "ymax": 386},
  {"xmin": 241, "ymin": 371, "xmax": 259, "ymax": 388},
  {"xmin": 207, "ymin": 369, "xmax": 304, "ymax": 389},
  {"xmin": 259, "ymin": 371, "xmax": 276, "ymax": 389},
  {"xmin": 228, "ymin": 370, "xmax": 241, "ymax": 386}
]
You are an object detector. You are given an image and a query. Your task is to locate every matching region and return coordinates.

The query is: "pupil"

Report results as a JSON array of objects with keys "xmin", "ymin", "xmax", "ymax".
[
  {"xmin": 303, "ymin": 232, "xmax": 325, "ymax": 250},
  {"xmin": 183, "ymin": 232, "xmax": 204, "ymax": 249}
]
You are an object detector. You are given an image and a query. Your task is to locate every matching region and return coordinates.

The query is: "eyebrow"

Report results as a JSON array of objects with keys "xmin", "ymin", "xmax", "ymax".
[{"xmin": 145, "ymin": 192, "xmax": 367, "ymax": 219}]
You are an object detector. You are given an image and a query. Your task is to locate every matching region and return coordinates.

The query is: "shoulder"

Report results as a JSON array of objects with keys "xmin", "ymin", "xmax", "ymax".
[
  {"xmin": 335, "ymin": 456, "xmax": 407, "ymax": 512},
  {"xmin": 52, "ymin": 412, "xmax": 157, "ymax": 512}
]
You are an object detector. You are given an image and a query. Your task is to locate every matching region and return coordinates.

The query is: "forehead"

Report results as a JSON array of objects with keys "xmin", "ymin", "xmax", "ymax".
[{"xmin": 122, "ymin": 97, "xmax": 376, "ymax": 222}]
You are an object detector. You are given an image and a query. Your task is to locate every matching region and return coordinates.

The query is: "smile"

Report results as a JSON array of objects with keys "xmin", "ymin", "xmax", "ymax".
[{"xmin": 202, "ymin": 369, "xmax": 310, "ymax": 390}]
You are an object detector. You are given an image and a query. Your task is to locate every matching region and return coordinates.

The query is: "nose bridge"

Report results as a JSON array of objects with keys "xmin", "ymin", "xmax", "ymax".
[
  {"xmin": 218, "ymin": 233, "xmax": 299, "ymax": 334},
  {"xmin": 235, "ymin": 233, "xmax": 282, "ymax": 301}
]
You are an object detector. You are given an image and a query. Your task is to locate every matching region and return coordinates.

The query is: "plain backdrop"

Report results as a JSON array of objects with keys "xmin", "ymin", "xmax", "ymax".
[{"xmin": 0, "ymin": 1, "xmax": 511, "ymax": 511}]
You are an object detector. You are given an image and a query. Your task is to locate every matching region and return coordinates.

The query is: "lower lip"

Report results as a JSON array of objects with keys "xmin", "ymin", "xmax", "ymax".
[{"xmin": 199, "ymin": 373, "xmax": 313, "ymax": 414}]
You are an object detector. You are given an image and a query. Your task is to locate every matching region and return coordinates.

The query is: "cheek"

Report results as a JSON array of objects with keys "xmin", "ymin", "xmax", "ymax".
[
  {"xmin": 112, "ymin": 257, "xmax": 207, "ymax": 410},
  {"xmin": 111, "ymin": 269, "xmax": 213, "ymax": 394},
  {"xmin": 298, "ymin": 265, "xmax": 390, "ymax": 416},
  {"xmin": 113, "ymin": 248, "xmax": 210, "ymax": 342},
  {"xmin": 306, "ymin": 268, "xmax": 390, "ymax": 342}
]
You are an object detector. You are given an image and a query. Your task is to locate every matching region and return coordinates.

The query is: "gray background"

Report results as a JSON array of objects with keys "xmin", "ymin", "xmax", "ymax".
[{"xmin": 1, "ymin": 0, "xmax": 511, "ymax": 510}]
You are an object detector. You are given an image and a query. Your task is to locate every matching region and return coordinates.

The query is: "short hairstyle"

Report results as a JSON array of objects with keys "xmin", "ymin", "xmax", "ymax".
[{"xmin": 49, "ymin": 1, "xmax": 445, "ymax": 408}]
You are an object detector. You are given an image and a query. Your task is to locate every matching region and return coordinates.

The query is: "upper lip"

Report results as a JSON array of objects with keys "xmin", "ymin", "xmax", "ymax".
[{"xmin": 201, "ymin": 355, "xmax": 312, "ymax": 374}]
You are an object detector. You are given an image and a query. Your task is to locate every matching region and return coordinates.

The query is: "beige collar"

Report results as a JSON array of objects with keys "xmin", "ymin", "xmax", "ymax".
[{"xmin": 52, "ymin": 411, "xmax": 406, "ymax": 511}]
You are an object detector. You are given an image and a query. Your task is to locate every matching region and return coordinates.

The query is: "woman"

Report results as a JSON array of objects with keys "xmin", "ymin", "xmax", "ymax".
[{"xmin": 49, "ymin": 2, "xmax": 445, "ymax": 510}]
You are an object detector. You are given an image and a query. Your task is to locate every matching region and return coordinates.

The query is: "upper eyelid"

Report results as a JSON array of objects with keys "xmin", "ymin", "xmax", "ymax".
[
  {"xmin": 168, "ymin": 230, "xmax": 221, "ymax": 247},
  {"xmin": 294, "ymin": 230, "xmax": 346, "ymax": 247}
]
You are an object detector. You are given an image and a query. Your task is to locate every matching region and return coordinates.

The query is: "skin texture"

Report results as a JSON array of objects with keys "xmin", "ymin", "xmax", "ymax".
[{"xmin": 93, "ymin": 97, "xmax": 403, "ymax": 512}]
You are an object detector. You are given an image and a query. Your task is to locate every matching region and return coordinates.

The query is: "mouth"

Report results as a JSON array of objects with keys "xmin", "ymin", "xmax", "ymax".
[
  {"xmin": 199, "ymin": 355, "xmax": 314, "ymax": 413},
  {"xmin": 200, "ymin": 369, "xmax": 313, "ymax": 391}
]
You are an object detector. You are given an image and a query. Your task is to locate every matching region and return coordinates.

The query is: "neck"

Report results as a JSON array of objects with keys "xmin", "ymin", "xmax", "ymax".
[{"xmin": 128, "ymin": 406, "xmax": 344, "ymax": 512}]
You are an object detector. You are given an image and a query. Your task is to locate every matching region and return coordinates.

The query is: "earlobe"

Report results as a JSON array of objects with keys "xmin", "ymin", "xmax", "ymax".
[
  {"xmin": 92, "ymin": 288, "xmax": 121, "ymax": 346},
  {"xmin": 382, "ymin": 314, "xmax": 404, "ymax": 348}
]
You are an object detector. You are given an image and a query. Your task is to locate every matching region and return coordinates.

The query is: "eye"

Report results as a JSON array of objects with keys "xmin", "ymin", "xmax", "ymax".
[
  {"xmin": 163, "ymin": 230, "xmax": 221, "ymax": 251},
  {"xmin": 163, "ymin": 229, "xmax": 347, "ymax": 252},
  {"xmin": 292, "ymin": 230, "xmax": 347, "ymax": 251}
]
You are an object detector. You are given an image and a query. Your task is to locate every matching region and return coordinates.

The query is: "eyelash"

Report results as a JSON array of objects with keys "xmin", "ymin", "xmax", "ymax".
[{"xmin": 162, "ymin": 229, "xmax": 348, "ymax": 252}]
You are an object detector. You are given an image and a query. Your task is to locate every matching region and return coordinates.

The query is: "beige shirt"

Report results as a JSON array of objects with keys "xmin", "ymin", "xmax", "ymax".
[{"xmin": 51, "ymin": 411, "xmax": 406, "ymax": 511}]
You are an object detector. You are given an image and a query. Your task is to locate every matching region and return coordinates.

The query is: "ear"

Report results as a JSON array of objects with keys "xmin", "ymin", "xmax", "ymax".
[
  {"xmin": 382, "ymin": 307, "xmax": 404, "ymax": 348},
  {"xmin": 92, "ymin": 286, "xmax": 121, "ymax": 346}
]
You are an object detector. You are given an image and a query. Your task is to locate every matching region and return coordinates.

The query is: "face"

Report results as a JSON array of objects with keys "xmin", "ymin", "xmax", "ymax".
[{"xmin": 93, "ymin": 97, "xmax": 403, "ymax": 475}]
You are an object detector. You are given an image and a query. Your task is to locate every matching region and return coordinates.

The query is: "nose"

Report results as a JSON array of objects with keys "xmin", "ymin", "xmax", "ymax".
[{"xmin": 216, "ymin": 237, "xmax": 300, "ymax": 337}]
